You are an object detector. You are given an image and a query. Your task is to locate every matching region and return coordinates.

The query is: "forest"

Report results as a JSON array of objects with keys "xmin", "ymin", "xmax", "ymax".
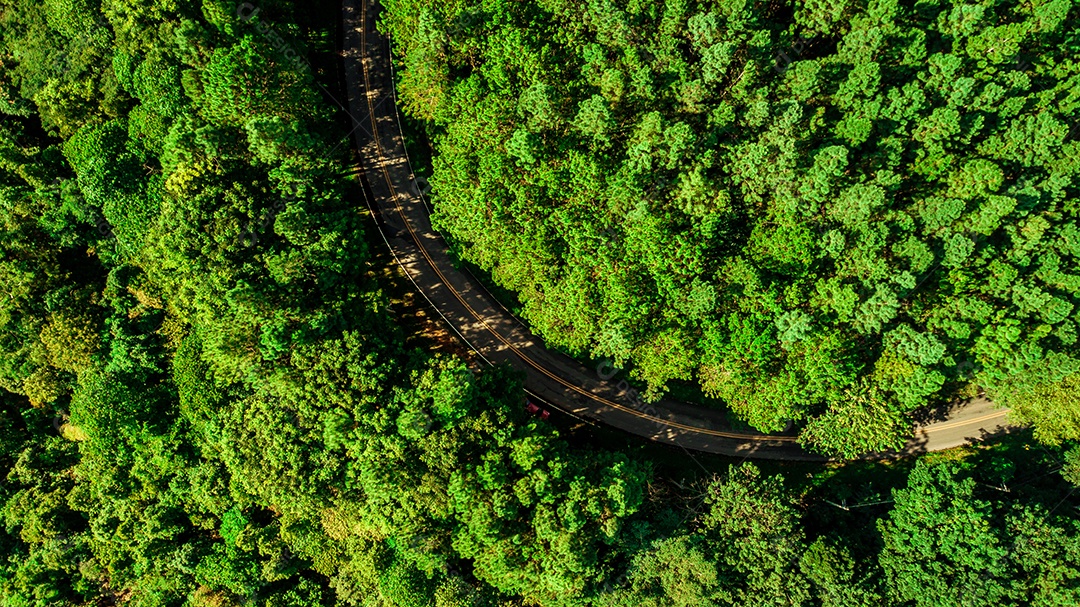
[
  {"xmin": 0, "ymin": 0, "xmax": 1078, "ymax": 606},
  {"xmin": 382, "ymin": 0, "xmax": 1080, "ymax": 456}
]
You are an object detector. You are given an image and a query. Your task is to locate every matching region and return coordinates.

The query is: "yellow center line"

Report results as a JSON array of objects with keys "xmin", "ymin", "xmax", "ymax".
[{"xmin": 918, "ymin": 409, "xmax": 1009, "ymax": 433}]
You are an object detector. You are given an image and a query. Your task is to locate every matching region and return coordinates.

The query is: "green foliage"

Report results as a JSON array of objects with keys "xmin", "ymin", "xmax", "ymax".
[
  {"xmin": 799, "ymin": 380, "xmax": 908, "ymax": 458},
  {"xmin": 878, "ymin": 459, "xmax": 1080, "ymax": 607},
  {"xmin": 799, "ymin": 539, "xmax": 882, "ymax": 607},
  {"xmin": 988, "ymin": 354, "xmax": 1080, "ymax": 444},
  {"xmin": 1064, "ymin": 445, "xmax": 1080, "ymax": 487},
  {"xmin": 384, "ymin": 0, "xmax": 1080, "ymax": 454},
  {"xmin": 63, "ymin": 119, "xmax": 156, "ymax": 257},
  {"xmin": 878, "ymin": 460, "xmax": 1012, "ymax": 606},
  {"xmin": 1, "ymin": 2, "xmax": 1079, "ymax": 607}
]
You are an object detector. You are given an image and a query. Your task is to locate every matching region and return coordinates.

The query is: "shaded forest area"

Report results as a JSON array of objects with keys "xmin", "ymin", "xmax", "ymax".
[
  {"xmin": 383, "ymin": 0, "xmax": 1080, "ymax": 456},
  {"xmin": 0, "ymin": 1, "xmax": 1078, "ymax": 606}
]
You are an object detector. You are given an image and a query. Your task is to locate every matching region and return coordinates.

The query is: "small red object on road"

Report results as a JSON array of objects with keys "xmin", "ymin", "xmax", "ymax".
[{"xmin": 525, "ymin": 401, "xmax": 550, "ymax": 420}]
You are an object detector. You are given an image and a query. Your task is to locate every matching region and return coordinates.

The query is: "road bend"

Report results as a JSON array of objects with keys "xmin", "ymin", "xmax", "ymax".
[{"xmin": 341, "ymin": 0, "xmax": 1014, "ymax": 461}]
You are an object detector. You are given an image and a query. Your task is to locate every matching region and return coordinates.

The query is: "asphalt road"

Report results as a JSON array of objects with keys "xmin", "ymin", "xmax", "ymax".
[{"xmin": 341, "ymin": 0, "xmax": 1015, "ymax": 460}]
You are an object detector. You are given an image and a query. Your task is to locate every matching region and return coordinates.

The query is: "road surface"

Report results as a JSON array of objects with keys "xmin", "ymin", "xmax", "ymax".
[{"xmin": 340, "ymin": 0, "xmax": 1014, "ymax": 460}]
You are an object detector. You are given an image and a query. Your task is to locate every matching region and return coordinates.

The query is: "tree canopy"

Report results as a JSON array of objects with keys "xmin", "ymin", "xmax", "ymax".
[
  {"xmin": 383, "ymin": 0, "xmax": 1080, "ymax": 456},
  {"xmin": 0, "ymin": 1, "xmax": 1078, "ymax": 606}
]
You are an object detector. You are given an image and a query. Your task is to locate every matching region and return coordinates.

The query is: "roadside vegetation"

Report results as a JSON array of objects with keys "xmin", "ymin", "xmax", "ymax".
[
  {"xmin": 383, "ymin": 0, "xmax": 1080, "ymax": 456},
  {"xmin": 0, "ymin": 1, "xmax": 1077, "ymax": 606}
]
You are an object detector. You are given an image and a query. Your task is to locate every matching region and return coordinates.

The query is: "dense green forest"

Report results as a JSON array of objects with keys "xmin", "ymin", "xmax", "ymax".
[
  {"xmin": 382, "ymin": 0, "xmax": 1080, "ymax": 455},
  {"xmin": 0, "ymin": 0, "xmax": 1079, "ymax": 606}
]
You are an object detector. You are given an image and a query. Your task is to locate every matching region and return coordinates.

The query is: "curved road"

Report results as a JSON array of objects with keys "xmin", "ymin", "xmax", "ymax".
[{"xmin": 341, "ymin": 0, "xmax": 1014, "ymax": 460}]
